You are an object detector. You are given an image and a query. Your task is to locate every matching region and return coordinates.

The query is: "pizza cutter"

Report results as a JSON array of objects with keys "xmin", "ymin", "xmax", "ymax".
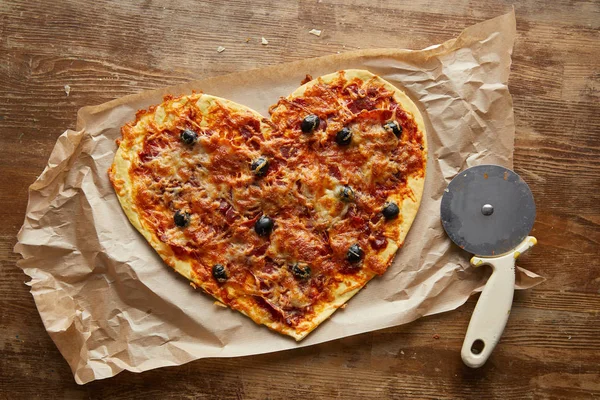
[{"xmin": 440, "ymin": 164, "xmax": 537, "ymax": 368}]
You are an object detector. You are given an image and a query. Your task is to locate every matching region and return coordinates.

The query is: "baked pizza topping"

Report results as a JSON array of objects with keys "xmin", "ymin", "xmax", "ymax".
[
  {"xmin": 109, "ymin": 70, "xmax": 427, "ymax": 340},
  {"xmin": 382, "ymin": 201, "xmax": 400, "ymax": 220},
  {"xmin": 346, "ymin": 243, "xmax": 364, "ymax": 263},
  {"xmin": 290, "ymin": 263, "xmax": 311, "ymax": 280},
  {"xmin": 254, "ymin": 215, "xmax": 274, "ymax": 236},
  {"xmin": 301, "ymin": 114, "xmax": 320, "ymax": 134},
  {"xmin": 338, "ymin": 185, "xmax": 355, "ymax": 202},
  {"xmin": 212, "ymin": 264, "xmax": 228, "ymax": 283},
  {"xmin": 180, "ymin": 128, "xmax": 199, "ymax": 145},
  {"xmin": 383, "ymin": 121, "xmax": 402, "ymax": 137},
  {"xmin": 335, "ymin": 127, "xmax": 352, "ymax": 146},
  {"xmin": 250, "ymin": 156, "xmax": 270, "ymax": 177},
  {"xmin": 174, "ymin": 210, "xmax": 190, "ymax": 227}
]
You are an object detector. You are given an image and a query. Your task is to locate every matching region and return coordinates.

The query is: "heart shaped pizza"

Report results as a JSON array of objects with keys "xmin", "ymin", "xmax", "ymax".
[{"xmin": 109, "ymin": 70, "xmax": 427, "ymax": 340}]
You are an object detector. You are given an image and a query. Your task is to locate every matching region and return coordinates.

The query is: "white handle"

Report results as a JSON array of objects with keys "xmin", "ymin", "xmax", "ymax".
[{"xmin": 461, "ymin": 236, "xmax": 537, "ymax": 368}]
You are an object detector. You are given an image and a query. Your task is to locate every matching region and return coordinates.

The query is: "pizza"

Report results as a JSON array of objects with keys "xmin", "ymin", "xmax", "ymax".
[{"xmin": 108, "ymin": 69, "xmax": 427, "ymax": 340}]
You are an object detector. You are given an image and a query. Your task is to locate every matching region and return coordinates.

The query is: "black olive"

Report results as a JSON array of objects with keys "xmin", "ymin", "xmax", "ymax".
[
  {"xmin": 335, "ymin": 127, "xmax": 352, "ymax": 146},
  {"xmin": 347, "ymin": 243, "xmax": 364, "ymax": 263},
  {"xmin": 254, "ymin": 215, "xmax": 274, "ymax": 236},
  {"xmin": 212, "ymin": 264, "xmax": 228, "ymax": 283},
  {"xmin": 339, "ymin": 185, "xmax": 355, "ymax": 202},
  {"xmin": 301, "ymin": 114, "xmax": 320, "ymax": 134},
  {"xmin": 251, "ymin": 156, "xmax": 270, "ymax": 177},
  {"xmin": 180, "ymin": 128, "xmax": 198, "ymax": 145},
  {"xmin": 383, "ymin": 121, "xmax": 402, "ymax": 138},
  {"xmin": 290, "ymin": 263, "xmax": 311, "ymax": 280},
  {"xmin": 382, "ymin": 201, "xmax": 400, "ymax": 220},
  {"xmin": 174, "ymin": 210, "xmax": 190, "ymax": 227}
]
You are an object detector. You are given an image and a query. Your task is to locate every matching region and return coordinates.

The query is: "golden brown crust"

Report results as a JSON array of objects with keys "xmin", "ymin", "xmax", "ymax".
[{"xmin": 109, "ymin": 70, "xmax": 427, "ymax": 340}]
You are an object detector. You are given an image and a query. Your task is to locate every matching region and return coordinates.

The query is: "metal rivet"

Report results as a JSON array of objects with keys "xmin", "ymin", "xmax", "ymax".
[{"xmin": 481, "ymin": 204, "xmax": 494, "ymax": 216}]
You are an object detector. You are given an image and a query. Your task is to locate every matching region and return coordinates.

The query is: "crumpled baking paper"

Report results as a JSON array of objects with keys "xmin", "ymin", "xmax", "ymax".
[{"xmin": 15, "ymin": 10, "xmax": 543, "ymax": 384}]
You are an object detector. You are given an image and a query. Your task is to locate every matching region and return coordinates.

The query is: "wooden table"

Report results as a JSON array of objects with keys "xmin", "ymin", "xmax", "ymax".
[{"xmin": 1, "ymin": 1, "xmax": 599, "ymax": 398}]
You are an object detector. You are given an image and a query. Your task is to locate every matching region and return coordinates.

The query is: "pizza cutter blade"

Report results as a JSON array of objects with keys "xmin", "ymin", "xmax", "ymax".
[{"xmin": 440, "ymin": 164, "xmax": 537, "ymax": 368}]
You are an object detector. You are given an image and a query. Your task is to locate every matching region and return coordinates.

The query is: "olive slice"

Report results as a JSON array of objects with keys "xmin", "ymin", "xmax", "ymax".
[
  {"xmin": 174, "ymin": 210, "xmax": 190, "ymax": 227},
  {"xmin": 301, "ymin": 114, "xmax": 320, "ymax": 134},
  {"xmin": 290, "ymin": 263, "xmax": 311, "ymax": 280},
  {"xmin": 251, "ymin": 156, "xmax": 269, "ymax": 177},
  {"xmin": 383, "ymin": 121, "xmax": 402, "ymax": 138},
  {"xmin": 335, "ymin": 127, "xmax": 352, "ymax": 146},
  {"xmin": 382, "ymin": 201, "xmax": 400, "ymax": 220},
  {"xmin": 254, "ymin": 215, "xmax": 274, "ymax": 236},
  {"xmin": 180, "ymin": 128, "xmax": 198, "ymax": 145},
  {"xmin": 339, "ymin": 185, "xmax": 355, "ymax": 202},
  {"xmin": 212, "ymin": 264, "xmax": 228, "ymax": 283},
  {"xmin": 347, "ymin": 243, "xmax": 364, "ymax": 263}
]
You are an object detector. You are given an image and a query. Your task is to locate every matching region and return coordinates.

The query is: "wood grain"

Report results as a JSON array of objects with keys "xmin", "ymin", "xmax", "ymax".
[{"xmin": 1, "ymin": 0, "xmax": 599, "ymax": 398}]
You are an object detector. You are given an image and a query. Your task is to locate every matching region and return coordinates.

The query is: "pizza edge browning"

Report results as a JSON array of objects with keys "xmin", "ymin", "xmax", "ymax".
[{"xmin": 109, "ymin": 70, "xmax": 427, "ymax": 341}]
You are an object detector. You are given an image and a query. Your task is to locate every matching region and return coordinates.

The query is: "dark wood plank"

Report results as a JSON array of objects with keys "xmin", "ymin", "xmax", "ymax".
[{"xmin": 1, "ymin": 0, "xmax": 599, "ymax": 399}]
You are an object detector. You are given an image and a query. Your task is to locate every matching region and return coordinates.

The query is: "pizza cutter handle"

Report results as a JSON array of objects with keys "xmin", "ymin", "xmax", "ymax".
[{"xmin": 461, "ymin": 236, "xmax": 537, "ymax": 368}]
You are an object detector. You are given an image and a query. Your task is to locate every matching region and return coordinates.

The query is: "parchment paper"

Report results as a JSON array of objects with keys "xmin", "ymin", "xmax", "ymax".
[{"xmin": 15, "ymin": 10, "xmax": 543, "ymax": 384}]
